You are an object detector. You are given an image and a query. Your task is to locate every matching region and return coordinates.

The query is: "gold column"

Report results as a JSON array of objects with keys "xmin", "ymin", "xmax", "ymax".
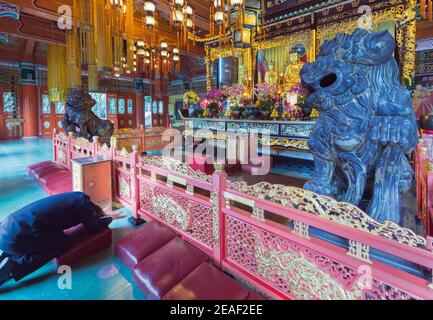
[
  {"xmin": 47, "ymin": 44, "xmax": 67, "ymax": 102},
  {"xmin": 66, "ymin": 0, "xmax": 82, "ymax": 89}
]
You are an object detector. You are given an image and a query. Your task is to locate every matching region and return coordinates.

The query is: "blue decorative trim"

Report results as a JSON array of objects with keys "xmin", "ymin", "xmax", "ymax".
[{"xmin": 0, "ymin": 1, "xmax": 19, "ymax": 20}]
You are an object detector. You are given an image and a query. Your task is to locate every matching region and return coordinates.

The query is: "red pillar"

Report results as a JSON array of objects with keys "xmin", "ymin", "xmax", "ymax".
[
  {"xmin": 20, "ymin": 62, "xmax": 38, "ymax": 137},
  {"xmin": 134, "ymin": 78, "xmax": 144, "ymax": 128}
]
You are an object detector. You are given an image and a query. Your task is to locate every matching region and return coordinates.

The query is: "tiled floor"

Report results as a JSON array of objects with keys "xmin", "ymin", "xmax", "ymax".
[{"xmin": 0, "ymin": 138, "xmax": 145, "ymax": 300}]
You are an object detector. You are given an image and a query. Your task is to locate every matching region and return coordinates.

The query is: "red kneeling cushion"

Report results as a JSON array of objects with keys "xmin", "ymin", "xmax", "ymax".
[
  {"xmin": 28, "ymin": 161, "xmax": 56, "ymax": 172},
  {"xmin": 115, "ymin": 221, "xmax": 178, "ymax": 270},
  {"xmin": 132, "ymin": 237, "xmax": 208, "ymax": 300},
  {"xmin": 45, "ymin": 177, "xmax": 73, "ymax": 196},
  {"xmin": 54, "ymin": 224, "xmax": 112, "ymax": 267},
  {"xmin": 31, "ymin": 165, "xmax": 66, "ymax": 180},
  {"xmin": 162, "ymin": 262, "xmax": 250, "ymax": 300},
  {"xmin": 39, "ymin": 170, "xmax": 71, "ymax": 187}
]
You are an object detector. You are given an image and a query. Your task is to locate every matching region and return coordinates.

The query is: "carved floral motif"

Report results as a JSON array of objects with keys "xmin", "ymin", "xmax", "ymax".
[
  {"xmin": 118, "ymin": 173, "xmax": 131, "ymax": 200},
  {"xmin": 139, "ymin": 180, "xmax": 214, "ymax": 248},
  {"xmin": 225, "ymin": 216, "xmax": 418, "ymax": 300},
  {"xmin": 139, "ymin": 156, "xmax": 212, "ymax": 183},
  {"xmin": 227, "ymin": 181, "xmax": 426, "ymax": 248}
]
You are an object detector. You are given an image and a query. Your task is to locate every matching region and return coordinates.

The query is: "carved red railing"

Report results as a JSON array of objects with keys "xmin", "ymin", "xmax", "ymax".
[
  {"xmin": 52, "ymin": 132, "xmax": 433, "ymax": 300},
  {"xmin": 223, "ymin": 180, "xmax": 433, "ymax": 300},
  {"xmin": 53, "ymin": 130, "xmax": 96, "ymax": 170},
  {"xmin": 112, "ymin": 126, "xmax": 169, "ymax": 154}
]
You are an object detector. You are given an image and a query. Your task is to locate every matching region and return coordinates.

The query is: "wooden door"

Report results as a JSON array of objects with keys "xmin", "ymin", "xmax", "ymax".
[
  {"xmin": 40, "ymin": 92, "xmax": 65, "ymax": 137},
  {"xmin": 0, "ymin": 87, "xmax": 21, "ymax": 139},
  {"xmin": 117, "ymin": 95, "xmax": 127, "ymax": 128},
  {"xmin": 40, "ymin": 92, "xmax": 56, "ymax": 137},
  {"xmin": 151, "ymin": 96, "xmax": 168, "ymax": 128},
  {"xmin": 107, "ymin": 94, "xmax": 118, "ymax": 130},
  {"xmin": 126, "ymin": 95, "xmax": 136, "ymax": 128}
]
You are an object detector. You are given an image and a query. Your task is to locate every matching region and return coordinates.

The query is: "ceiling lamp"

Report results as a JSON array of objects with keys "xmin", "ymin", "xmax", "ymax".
[
  {"xmin": 173, "ymin": 48, "xmax": 179, "ymax": 54},
  {"xmin": 137, "ymin": 48, "xmax": 145, "ymax": 55},
  {"xmin": 161, "ymin": 49, "xmax": 168, "ymax": 57},
  {"xmin": 173, "ymin": 55, "xmax": 180, "ymax": 62},
  {"xmin": 137, "ymin": 40, "xmax": 145, "ymax": 47},
  {"xmin": 143, "ymin": 1, "xmax": 155, "ymax": 14},
  {"xmin": 161, "ymin": 41, "xmax": 168, "ymax": 49},
  {"xmin": 144, "ymin": 58, "xmax": 151, "ymax": 64}
]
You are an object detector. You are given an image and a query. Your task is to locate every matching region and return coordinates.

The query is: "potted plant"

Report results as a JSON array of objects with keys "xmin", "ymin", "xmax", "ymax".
[
  {"xmin": 183, "ymin": 91, "xmax": 200, "ymax": 117},
  {"xmin": 227, "ymin": 97, "xmax": 244, "ymax": 119},
  {"xmin": 290, "ymin": 82, "xmax": 310, "ymax": 119},
  {"xmin": 208, "ymin": 101, "xmax": 223, "ymax": 118}
]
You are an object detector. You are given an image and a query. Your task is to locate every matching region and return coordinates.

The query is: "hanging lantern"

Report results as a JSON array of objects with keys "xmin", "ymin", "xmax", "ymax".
[
  {"xmin": 145, "ymin": 15, "xmax": 156, "ymax": 28},
  {"xmin": 234, "ymin": 27, "xmax": 252, "ymax": 48},
  {"xmin": 187, "ymin": 18, "xmax": 193, "ymax": 31},
  {"xmin": 161, "ymin": 41, "xmax": 168, "ymax": 49},
  {"xmin": 214, "ymin": 11, "xmax": 225, "ymax": 25},
  {"xmin": 183, "ymin": 5, "xmax": 193, "ymax": 16},
  {"xmin": 144, "ymin": 50, "xmax": 151, "ymax": 57},
  {"xmin": 231, "ymin": 0, "xmax": 243, "ymax": 10},
  {"xmin": 144, "ymin": 58, "xmax": 151, "ymax": 64},
  {"xmin": 137, "ymin": 48, "xmax": 146, "ymax": 55},
  {"xmin": 173, "ymin": 55, "xmax": 180, "ymax": 62},
  {"xmin": 174, "ymin": 0, "xmax": 185, "ymax": 9},
  {"xmin": 161, "ymin": 49, "xmax": 168, "ymax": 57},
  {"xmin": 144, "ymin": 1, "xmax": 156, "ymax": 14},
  {"xmin": 172, "ymin": 9, "xmax": 184, "ymax": 25},
  {"xmin": 173, "ymin": 48, "xmax": 180, "ymax": 54}
]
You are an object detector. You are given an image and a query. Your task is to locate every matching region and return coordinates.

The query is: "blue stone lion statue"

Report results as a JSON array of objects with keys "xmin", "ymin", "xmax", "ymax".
[{"xmin": 300, "ymin": 28, "xmax": 418, "ymax": 224}]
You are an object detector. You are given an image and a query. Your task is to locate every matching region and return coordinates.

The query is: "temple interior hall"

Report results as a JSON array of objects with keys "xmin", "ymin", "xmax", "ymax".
[{"xmin": 2, "ymin": 0, "xmax": 433, "ymax": 302}]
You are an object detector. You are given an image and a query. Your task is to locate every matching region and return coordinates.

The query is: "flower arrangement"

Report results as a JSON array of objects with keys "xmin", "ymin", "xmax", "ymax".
[
  {"xmin": 183, "ymin": 91, "xmax": 200, "ymax": 106},
  {"xmin": 290, "ymin": 82, "xmax": 309, "ymax": 110},
  {"xmin": 205, "ymin": 89, "xmax": 224, "ymax": 101},
  {"xmin": 223, "ymin": 85, "xmax": 246, "ymax": 99},
  {"xmin": 254, "ymin": 83, "xmax": 277, "ymax": 112}
]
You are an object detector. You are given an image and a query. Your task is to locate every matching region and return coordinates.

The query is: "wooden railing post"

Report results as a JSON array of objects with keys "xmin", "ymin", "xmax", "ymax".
[
  {"xmin": 426, "ymin": 166, "xmax": 433, "ymax": 236},
  {"xmin": 212, "ymin": 163, "xmax": 227, "ymax": 268},
  {"xmin": 132, "ymin": 144, "xmax": 140, "ymax": 218},
  {"xmin": 92, "ymin": 136, "xmax": 100, "ymax": 157},
  {"xmin": 67, "ymin": 132, "xmax": 74, "ymax": 170},
  {"xmin": 53, "ymin": 129, "xmax": 58, "ymax": 162}
]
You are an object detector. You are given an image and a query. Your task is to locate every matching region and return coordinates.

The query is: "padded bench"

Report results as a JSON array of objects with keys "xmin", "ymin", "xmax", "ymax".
[
  {"xmin": 54, "ymin": 224, "xmax": 112, "ymax": 267},
  {"xmin": 115, "ymin": 220, "xmax": 265, "ymax": 300}
]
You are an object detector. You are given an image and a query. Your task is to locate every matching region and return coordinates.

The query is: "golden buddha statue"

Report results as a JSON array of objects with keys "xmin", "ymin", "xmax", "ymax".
[
  {"xmin": 264, "ymin": 61, "xmax": 278, "ymax": 85},
  {"xmin": 284, "ymin": 52, "xmax": 303, "ymax": 89}
]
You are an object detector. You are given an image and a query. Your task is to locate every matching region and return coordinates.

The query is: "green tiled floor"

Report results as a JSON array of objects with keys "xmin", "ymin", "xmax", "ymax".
[{"xmin": 0, "ymin": 138, "xmax": 145, "ymax": 300}]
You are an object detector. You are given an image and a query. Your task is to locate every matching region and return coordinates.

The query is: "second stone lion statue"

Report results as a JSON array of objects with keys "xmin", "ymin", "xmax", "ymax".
[
  {"xmin": 300, "ymin": 28, "xmax": 418, "ymax": 224},
  {"xmin": 62, "ymin": 89, "xmax": 114, "ymax": 146}
]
